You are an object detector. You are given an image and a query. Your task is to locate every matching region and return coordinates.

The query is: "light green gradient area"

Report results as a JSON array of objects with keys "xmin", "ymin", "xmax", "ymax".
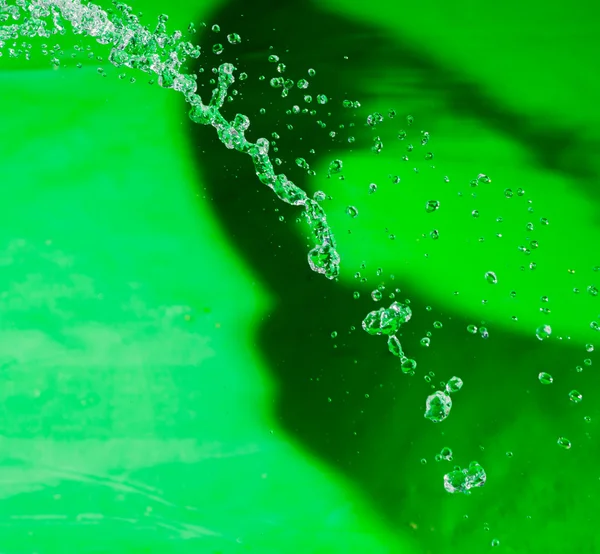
[{"xmin": 1, "ymin": 0, "xmax": 599, "ymax": 553}]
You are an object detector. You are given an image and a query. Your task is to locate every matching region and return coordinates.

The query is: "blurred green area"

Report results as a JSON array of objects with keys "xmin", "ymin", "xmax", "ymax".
[{"xmin": 0, "ymin": 0, "xmax": 599, "ymax": 553}]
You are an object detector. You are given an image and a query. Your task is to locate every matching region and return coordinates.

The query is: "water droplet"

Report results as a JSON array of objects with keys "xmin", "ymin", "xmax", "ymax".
[
  {"xmin": 477, "ymin": 173, "xmax": 491, "ymax": 184},
  {"xmin": 316, "ymin": 94, "xmax": 328, "ymax": 104},
  {"xmin": 330, "ymin": 331, "xmax": 337, "ymax": 339},
  {"xmin": 540, "ymin": 217, "xmax": 549, "ymax": 225},
  {"xmin": 504, "ymin": 188, "xmax": 513, "ymax": 198},
  {"xmin": 420, "ymin": 337, "xmax": 431, "ymax": 347},
  {"xmin": 388, "ymin": 335, "xmax": 404, "ymax": 358},
  {"xmin": 491, "ymin": 539, "xmax": 500, "ymax": 547},
  {"xmin": 211, "ymin": 24, "xmax": 221, "ymax": 32},
  {"xmin": 538, "ymin": 372, "xmax": 553, "ymax": 385},
  {"xmin": 371, "ymin": 289, "xmax": 383, "ymax": 301},
  {"xmin": 485, "ymin": 271, "xmax": 498, "ymax": 284},
  {"xmin": 227, "ymin": 33, "xmax": 241, "ymax": 44},
  {"xmin": 591, "ymin": 321, "xmax": 600, "ymax": 332},
  {"xmin": 368, "ymin": 183, "xmax": 378, "ymax": 194},
  {"xmin": 569, "ymin": 390, "xmax": 583, "ymax": 403},
  {"xmin": 212, "ymin": 43, "xmax": 224, "ymax": 55},
  {"xmin": 433, "ymin": 321, "xmax": 443, "ymax": 329},
  {"xmin": 430, "ymin": 229, "xmax": 440, "ymax": 240},
  {"xmin": 536, "ymin": 325, "xmax": 552, "ymax": 341},
  {"xmin": 328, "ymin": 159, "xmax": 343, "ymax": 176},
  {"xmin": 586, "ymin": 343, "xmax": 594, "ymax": 352},
  {"xmin": 424, "ymin": 391, "xmax": 452, "ymax": 423},
  {"xmin": 446, "ymin": 376, "xmax": 463, "ymax": 394},
  {"xmin": 517, "ymin": 188, "xmax": 525, "ymax": 196},
  {"xmin": 467, "ymin": 324, "xmax": 478, "ymax": 334},
  {"xmin": 443, "ymin": 461, "xmax": 486, "ymax": 494},
  {"xmin": 472, "ymin": 209, "xmax": 480, "ymax": 218},
  {"xmin": 479, "ymin": 327, "xmax": 489, "ymax": 339},
  {"xmin": 406, "ymin": 114, "xmax": 414, "ymax": 125},
  {"xmin": 402, "ymin": 358, "xmax": 418, "ymax": 374},
  {"xmin": 584, "ymin": 358, "xmax": 592, "ymax": 366},
  {"xmin": 437, "ymin": 447, "xmax": 452, "ymax": 461},
  {"xmin": 426, "ymin": 200, "xmax": 440, "ymax": 213},
  {"xmin": 587, "ymin": 285, "xmax": 599, "ymax": 296},
  {"xmin": 363, "ymin": 302, "xmax": 412, "ymax": 337},
  {"xmin": 557, "ymin": 437, "xmax": 572, "ymax": 449},
  {"xmin": 346, "ymin": 206, "xmax": 359, "ymax": 218}
]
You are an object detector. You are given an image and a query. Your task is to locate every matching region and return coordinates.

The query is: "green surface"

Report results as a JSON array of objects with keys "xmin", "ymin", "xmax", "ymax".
[{"xmin": 1, "ymin": 0, "xmax": 599, "ymax": 552}]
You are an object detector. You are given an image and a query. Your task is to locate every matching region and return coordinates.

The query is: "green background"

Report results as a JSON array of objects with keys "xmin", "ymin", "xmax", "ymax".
[{"xmin": 1, "ymin": 0, "xmax": 599, "ymax": 552}]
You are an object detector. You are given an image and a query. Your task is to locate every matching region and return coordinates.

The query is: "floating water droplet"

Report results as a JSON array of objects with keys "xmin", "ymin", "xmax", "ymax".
[
  {"xmin": 536, "ymin": 325, "xmax": 552, "ymax": 341},
  {"xmin": 586, "ymin": 343, "xmax": 594, "ymax": 352},
  {"xmin": 485, "ymin": 271, "xmax": 498, "ymax": 284},
  {"xmin": 362, "ymin": 302, "xmax": 412, "ymax": 336},
  {"xmin": 591, "ymin": 321, "xmax": 600, "ymax": 332},
  {"xmin": 587, "ymin": 285, "xmax": 599, "ymax": 296},
  {"xmin": 440, "ymin": 447, "xmax": 453, "ymax": 461},
  {"xmin": 212, "ymin": 43, "xmax": 224, "ymax": 55},
  {"xmin": 346, "ymin": 206, "xmax": 359, "ymax": 218},
  {"xmin": 491, "ymin": 539, "xmax": 500, "ymax": 547},
  {"xmin": 569, "ymin": 390, "xmax": 583, "ymax": 403},
  {"xmin": 328, "ymin": 159, "xmax": 343, "ymax": 176},
  {"xmin": 330, "ymin": 331, "xmax": 337, "ymax": 339},
  {"xmin": 479, "ymin": 327, "xmax": 489, "ymax": 339},
  {"xmin": 433, "ymin": 321, "xmax": 443, "ymax": 329},
  {"xmin": 538, "ymin": 372, "xmax": 553, "ymax": 385},
  {"xmin": 446, "ymin": 376, "xmax": 463, "ymax": 394},
  {"xmin": 316, "ymin": 94, "xmax": 328, "ymax": 104},
  {"xmin": 424, "ymin": 391, "xmax": 452, "ymax": 423},
  {"xmin": 401, "ymin": 358, "xmax": 417, "ymax": 374},
  {"xmin": 368, "ymin": 183, "xmax": 378, "ymax": 194},
  {"xmin": 477, "ymin": 173, "xmax": 491, "ymax": 184},
  {"xmin": 371, "ymin": 289, "xmax": 383, "ymax": 301},
  {"xmin": 353, "ymin": 291, "xmax": 360, "ymax": 300},
  {"xmin": 387, "ymin": 335, "xmax": 404, "ymax": 358},
  {"xmin": 443, "ymin": 461, "xmax": 486, "ymax": 494},
  {"xmin": 430, "ymin": 229, "xmax": 440, "ymax": 240},
  {"xmin": 557, "ymin": 437, "xmax": 572, "ymax": 449},
  {"xmin": 420, "ymin": 337, "xmax": 431, "ymax": 347},
  {"xmin": 425, "ymin": 200, "xmax": 440, "ymax": 213},
  {"xmin": 211, "ymin": 24, "xmax": 220, "ymax": 32},
  {"xmin": 504, "ymin": 188, "xmax": 513, "ymax": 198},
  {"xmin": 467, "ymin": 324, "xmax": 478, "ymax": 334},
  {"xmin": 227, "ymin": 33, "xmax": 241, "ymax": 44}
]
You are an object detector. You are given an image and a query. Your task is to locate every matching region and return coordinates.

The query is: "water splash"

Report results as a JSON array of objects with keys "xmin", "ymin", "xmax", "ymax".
[{"xmin": 0, "ymin": 0, "xmax": 340, "ymax": 279}]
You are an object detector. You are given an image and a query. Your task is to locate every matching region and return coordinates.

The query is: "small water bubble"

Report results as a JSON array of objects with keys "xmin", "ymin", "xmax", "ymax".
[
  {"xmin": 424, "ymin": 390, "xmax": 452, "ymax": 423},
  {"xmin": 538, "ymin": 372, "xmax": 553, "ymax": 385},
  {"xmin": 467, "ymin": 324, "xmax": 478, "ymax": 334},
  {"xmin": 425, "ymin": 152, "xmax": 434, "ymax": 160},
  {"xmin": 504, "ymin": 188, "xmax": 513, "ymax": 198},
  {"xmin": 491, "ymin": 539, "xmax": 500, "ymax": 547},
  {"xmin": 485, "ymin": 271, "xmax": 498, "ymax": 284},
  {"xmin": 586, "ymin": 344, "xmax": 594, "ymax": 352},
  {"xmin": 426, "ymin": 200, "xmax": 440, "ymax": 213},
  {"xmin": 211, "ymin": 24, "xmax": 221, "ymax": 32},
  {"xmin": 402, "ymin": 358, "xmax": 418, "ymax": 374},
  {"xmin": 420, "ymin": 337, "xmax": 431, "ymax": 347},
  {"xmin": 446, "ymin": 376, "xmax": 463, "ymax": 394},
  {"xmin": 584, "ymin": 358, "xmax": 592, "ymax": 366},
  {"xmin": 433, "ymin": 321, "xmax": 443, "ymax": 329},
  {"xmin": 368, "ymin": 183, "xmax": 378, "ymax": 194},
  {"xmin": 406, "ymin": 114, "xmax": 414, "ymax": 125},
  {"xmin": 316, "ymin": 94, "xmax": 328, "ymax": 104},
  {"xmin": 587, "ymin": 285, "xmax": 599, "ymax": 296},
  {"xmin": 227, "ymin": 33, "xmax": 241, "ymax": 44},
  {"xmin": 440, "ymin": 447, "xmax": 453, "ymax": 461},
  {"xmin": 430, "ymin": 229, "xmax": 440, "ymax": 240},
  {"xmin": 557, "ymin": 437, "xmax": 572, "ymax": 449},
  {"xmin": 346, "ymin": 206, "xmax": 359, "ymax": 218},
  {"xmin": 517, "ymin": 188, "xmax": 525, "ymax": 196},
  {"xmin": 330, "ymin": 331, "xmax": 338, "ymax": 339},
  {"xmin": 472, "ymin": 210, "xmax": 480, "ymax": 218},
  {"xmin": 353, "ymin": 291, "xmax": 360, "ymax": 300},
  {"xmin": 328, "ymin": 159, "xmax": 343, "ymax": 176},
  {"xmin": 371, "ymin": 289, "xmax": 383, "ymax": 301},
  {"xmin": 569, "ymin": 390, "xmax": 583, "ymax": 403},
  {"xmin": 540, "ymin": 217, "xmax": 549, "ymax": 225},
  {"xmin": 479, "ymin": 327, "xmax": 489, "ymax": 339},
  {"xmin": 536, "ymin": 325, "xmax": 552, "ymax": 340}
]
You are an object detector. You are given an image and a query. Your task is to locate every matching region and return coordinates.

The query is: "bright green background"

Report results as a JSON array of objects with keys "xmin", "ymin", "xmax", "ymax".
[{"xmin": 1, "ymin": 0, "xmax": 599, "ymax": 552}]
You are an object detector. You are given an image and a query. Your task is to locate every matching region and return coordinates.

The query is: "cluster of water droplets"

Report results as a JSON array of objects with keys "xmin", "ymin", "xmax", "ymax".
[{"xmin": 0, "ymin": 0, "xmax": 341, "ymax": 279}]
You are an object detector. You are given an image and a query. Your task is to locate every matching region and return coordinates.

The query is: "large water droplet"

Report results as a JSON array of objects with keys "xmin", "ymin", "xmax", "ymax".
[
  {"xmin": 443, "ymin": 461, "xmax": 486, "ymax": 494},
  {"xmin": 446, "ymin": 376, "xmax": 463, "ymax": 394},
  {"xmin": 424, "ymin": 391, "xmax": 452, "ymax": 423},
  {"xmin": 536, "ymin": 325, "xmax": 552, "ymax": 341}
]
